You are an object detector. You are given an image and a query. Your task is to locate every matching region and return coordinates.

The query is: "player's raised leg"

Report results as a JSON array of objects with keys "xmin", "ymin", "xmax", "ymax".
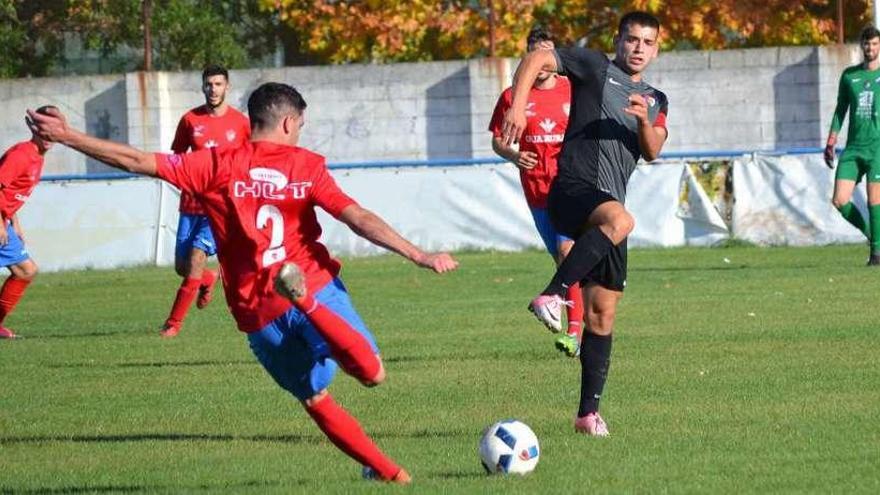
[
  {"xmin": 528, "ymin": 208, "xmax": 584, "ymax": 354},
  {"xmin": 275, "ymin": 263, "xmax": 384, "ymax": 386},
  {"xmin": 531, "ymin": 200, "xmax": 633, "ymax": 331},
  {"xmin": 248, "ymin": 282, "xmax": 408, "ymax": 484}
]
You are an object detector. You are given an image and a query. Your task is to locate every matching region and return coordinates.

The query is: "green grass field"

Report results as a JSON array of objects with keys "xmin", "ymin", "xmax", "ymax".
[{"xmin": 2, "ymin": 245, "xmax": 879, "ymax": 494}]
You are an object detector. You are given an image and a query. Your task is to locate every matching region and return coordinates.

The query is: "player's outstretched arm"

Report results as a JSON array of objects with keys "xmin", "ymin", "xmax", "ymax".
[
  {"xmin": 26, "ymin": 107, "xmax": 157, "ymax": 177},
  {"xmin": 501, "ymin": 49, "xmax": 558, "ymax": 147},
  {"xmin": 338, "ymin": 204, "xmax": 458, "ymax": 274}
]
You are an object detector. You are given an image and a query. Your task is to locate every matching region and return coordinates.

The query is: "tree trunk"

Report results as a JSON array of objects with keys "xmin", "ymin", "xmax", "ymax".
[{"xmin": 143, "ymin": 0, "xmax": 153, "ymax": 71}]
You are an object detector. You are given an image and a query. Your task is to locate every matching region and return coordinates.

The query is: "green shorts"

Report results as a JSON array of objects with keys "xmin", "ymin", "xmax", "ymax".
[{"xmin": 836, "ymin": 146, "xmax": 880, "ymax": 183}]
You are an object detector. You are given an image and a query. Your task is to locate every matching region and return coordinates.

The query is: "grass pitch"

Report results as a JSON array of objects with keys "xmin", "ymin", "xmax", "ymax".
[{"xmin": 2, "ymin": 245, "xmax": 879, "ymax": 493}]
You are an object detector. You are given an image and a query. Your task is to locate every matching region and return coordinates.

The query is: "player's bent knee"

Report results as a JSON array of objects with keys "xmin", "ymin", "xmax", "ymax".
[
  {"xmin": 190, "ymin": 250, "xmax": 208, "ymax": 265},
  {"xmin": 604, "ymin": 213, "xmax": 634, "ymax": 244},
  {"xmin": 13, "ymin": 261, "xmax": 38, "ymax": 280},
  {"xmin": 616, "ymin": 212, "xmax": 635, "ymax": 237},
  {"xmin": 303, "ymin": 389, "xmax": 329, "ymax": 409}
]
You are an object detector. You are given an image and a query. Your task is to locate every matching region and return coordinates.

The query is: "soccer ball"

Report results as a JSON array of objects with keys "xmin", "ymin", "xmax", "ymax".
[{"xmin": 479, "ymin": 420, "xmax": 540, "ymax": 475}]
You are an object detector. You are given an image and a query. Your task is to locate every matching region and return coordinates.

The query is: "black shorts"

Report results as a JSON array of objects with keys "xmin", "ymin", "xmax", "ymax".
[{"xmin": 547, "ymin": 184, "xmax": 627, "ymax": 292}]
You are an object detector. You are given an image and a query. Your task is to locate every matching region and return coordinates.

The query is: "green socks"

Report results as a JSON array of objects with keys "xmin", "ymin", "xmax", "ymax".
[
  {"xmin": 871, "ymin": 204, "xmax": 880, "ymax": 254},
  {"xmin": 836, "ymin": 202, "xmax": 880, "ymax": 254},
  {"xmin": 837, "ymin": 202, "xmax": 870, "ymax": 239}
]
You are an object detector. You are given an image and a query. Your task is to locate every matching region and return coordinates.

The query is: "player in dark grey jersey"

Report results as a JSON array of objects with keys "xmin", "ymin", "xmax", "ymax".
[{"xmin": 501, "ymin": 11, "xmax": 669, "ymax": 437}]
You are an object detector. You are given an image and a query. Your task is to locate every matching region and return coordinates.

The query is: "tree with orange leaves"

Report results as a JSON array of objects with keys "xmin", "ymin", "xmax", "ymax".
[{"xmin": 267, "ymin": 0, "xmax": 873, "ymax": 63}]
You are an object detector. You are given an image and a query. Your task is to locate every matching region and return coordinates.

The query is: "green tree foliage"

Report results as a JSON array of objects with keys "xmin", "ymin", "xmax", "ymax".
[
  {"xmin": 0, "ymin": 0, "xmax": 66, "ymax": 77},
  {"xmin": 151, "ymin": 1, "xmax": 247, "ymax": 70},
  {"xmin": 0, "ymin": 0, "xmax": 280, "ymax": 77}
]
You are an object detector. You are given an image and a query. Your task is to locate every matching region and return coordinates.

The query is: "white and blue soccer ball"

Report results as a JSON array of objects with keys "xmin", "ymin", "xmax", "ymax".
[{"xmin": 479, "ymin": 420, "xmax": 540, "ymax": 475}]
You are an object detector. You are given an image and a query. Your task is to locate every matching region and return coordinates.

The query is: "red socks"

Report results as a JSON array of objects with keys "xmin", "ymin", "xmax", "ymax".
[
  {"xmin": 166, "ymin": 276, "xmax": 201, "ymax": 326},
  {"xmin": 566, "ymin": 282, "xmax": 584, "ymax": 337},
  {"xmin": 0, "ymin": 276, "xmax": 30, "ymax": 325},
  {"xmin": 306, "ymin": 394, "xmax": 401, "ymax": 480},
  {"xmin": 196, "ymin": 269, "xmax": 217, "ymax": 309},
  {"xmin": 295, "ymin": 295, "xmax": 381, "ymax": 383},
  {"xmin": 201, "ymin": 269, "xmax": 216, "ymax": 289}
]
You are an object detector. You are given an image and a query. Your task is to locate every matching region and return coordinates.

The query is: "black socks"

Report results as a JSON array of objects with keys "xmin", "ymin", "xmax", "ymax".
[
  {"xmin": 542, "ymin": 227, "xmax": 614, "ymax": 296},
  {"xmin": 578, "ymin": 332, "xmax": 613, "ymax": 417}
]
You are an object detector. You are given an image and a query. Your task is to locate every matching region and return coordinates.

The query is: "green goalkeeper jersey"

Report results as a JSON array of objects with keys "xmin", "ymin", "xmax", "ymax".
[{"xmin": 831, "ymin": 65, "xmax": 880, "ymax": 148}]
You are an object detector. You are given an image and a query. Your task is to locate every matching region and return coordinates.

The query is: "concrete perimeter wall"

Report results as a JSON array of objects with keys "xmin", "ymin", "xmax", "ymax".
[{"xmin": 0, "ymin": 44, "xmax": 863, "ymax": 175}]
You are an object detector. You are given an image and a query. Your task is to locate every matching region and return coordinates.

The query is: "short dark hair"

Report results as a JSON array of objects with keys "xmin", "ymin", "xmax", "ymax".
[
  {"xmin": 202, "ymin": 64, "xmax": 228, "ymax": 82},
  {"xmin": 861, "ymin": 26, "xmax": 880, "ymax": 43},
  {"xmin": 247, "ymin": 83, "xmax": 307, "ymax": 132},
  {"xmin": 619, "ymin": 11, "xmax": 660, "ymax": 35},
  {"xmin": 527, "ymin": 26, "xmax": 552, "ymax": 49}
]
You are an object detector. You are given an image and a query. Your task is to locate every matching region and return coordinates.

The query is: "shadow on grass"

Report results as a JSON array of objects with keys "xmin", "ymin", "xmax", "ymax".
[
  {"xmin": 0, "ymin": 479, "xmax": 293, "ymax": 494},
  {"xmin": 374, "ymin": 428, "xmax": 468, "ymax": 440},
  {"xmin": 49, "ymin": 353, "xmax": 540, "ymax": 369},
  {"xmin": 432, "ymin": 470, "xmax": 486, "ymax": 480},
  {"xmin": 0, "ymin": 432, "xmax": 316, "ymax": 445},
  {"xmin": 384, "ymin": 349, "xmax": 546, "ymax": 364},
  {"xmin": 47, "ymin": 349, "xmax": 547, "ymax": 371},
  {"xmin": 47, "ymin": 360, "xmax": 254, "ymax": 369},
  {"xmin": 0, "ymin": 428, "xmax": 467, "ymax": 446},
  {"xmin": 20, "ymin": 331, "xmax": 131, "ymax": 340},
  {"xmin": 117, "ymin": 360, "xmax": 253, "ymax": 368},
  {"xmin": 0, "ymin": 485, "xmax": 151, "ymax": 494}
]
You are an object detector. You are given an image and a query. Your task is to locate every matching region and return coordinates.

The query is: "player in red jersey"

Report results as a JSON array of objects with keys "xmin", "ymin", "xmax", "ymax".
[
  {"xmin": 162, "ymin": 64, "xmax": 251, "ymax": 338},
  {"xmin": 489, "ymin": 27, "xmax": 584, "ymax": 357},
  {"xmin": 27, "ymin": 84, "xmax": 457, "ymax": 483},
  {"xmin": 0, "ymin": 106, "xmax": 56, "ymax": 339}
]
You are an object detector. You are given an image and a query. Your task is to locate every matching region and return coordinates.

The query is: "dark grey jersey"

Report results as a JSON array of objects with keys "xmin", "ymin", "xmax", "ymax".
[{"xmin": 553, "ymin": 47, "xmax": 668, "ymax": 202}]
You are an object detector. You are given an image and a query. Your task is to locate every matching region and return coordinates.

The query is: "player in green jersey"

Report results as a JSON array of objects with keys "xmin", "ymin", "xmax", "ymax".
[{"xmin": 825, "ymin": 26, "xmax": 880, "ymax": 265}]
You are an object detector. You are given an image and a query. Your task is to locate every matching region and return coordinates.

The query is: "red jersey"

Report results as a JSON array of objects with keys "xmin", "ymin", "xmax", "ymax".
[
  {"xmin": 0, "ymin": 141, "xmax": 44, "ymax": 220},
  {"xmin": 171, "ymin": 105, "xmax": 251, "ymax": 215},
  {"xmin": 155, "ymin": 141, "xmax": 357, "ymax": 333},
  {"xmin": 488, "ymin": 77, "xmax": 570, "ymax": 208}
]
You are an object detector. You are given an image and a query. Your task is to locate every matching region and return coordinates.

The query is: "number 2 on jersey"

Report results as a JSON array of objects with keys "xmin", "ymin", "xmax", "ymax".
[{"xmin": 256, "ymin": 205, "xmax": 286, "ymax": 267}]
